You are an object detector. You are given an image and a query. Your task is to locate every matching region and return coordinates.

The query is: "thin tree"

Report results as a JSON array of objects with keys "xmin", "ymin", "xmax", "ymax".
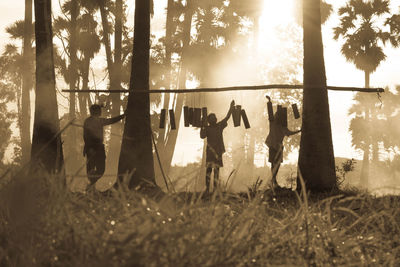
[
  {"xmin": 156, "ymin": 0, "xmax": 176, "ymax": 151},
  {"xmin": 118, "ymin": 0, "xmax": 155, "ymax": 188},
  {"xmin": 5, "ymin": 20, "xmax": 35, "ymax": 164},
  {"xmin": 298, "ymin": 0, "xmax": 336, "ymax": 191},
  {"xmin": 0, "ymin": 45, "xmax": 22, "ymax": 164},
  {"xmin": 107, "ymin": 0, "xmax": 124, "ymax": 173},
  {"xmin": 97, "ymin": 0, "xmax": 124, "ymax": 173},
  {"xmin": 77, "ymin": 5, "xmax": 101, "ymax": 116},
  {"xmin": 68, "ymin": 0, "xmax": 79, "ymax": 164},
  {"xmin": 31, "ymin": 0, "xmax": 64, "ymax": 173},
  {"xmin": 159, "ymin": 0, "xmax": 194, "ymax": 175},
  {"xmin": 333, "ymin": 0, "xmax": 397, "ymax": 186},
  {"xmin": 21, "ymin": 0, "xmax": 34, "ymax": 164}
]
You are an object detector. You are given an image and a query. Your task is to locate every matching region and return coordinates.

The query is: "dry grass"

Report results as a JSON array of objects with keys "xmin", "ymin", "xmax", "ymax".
[{"xmin": 0, "ymin": 173, "xmax": 399, "ymax": 266}]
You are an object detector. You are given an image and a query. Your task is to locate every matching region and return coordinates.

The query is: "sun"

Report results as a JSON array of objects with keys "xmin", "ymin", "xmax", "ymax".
[{"xmin": 258, "ymin": 0, "xmax": 295, "ymax": 47}]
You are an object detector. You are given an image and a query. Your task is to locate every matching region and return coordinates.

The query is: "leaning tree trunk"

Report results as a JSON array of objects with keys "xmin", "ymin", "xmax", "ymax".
[
  {"xmin": 118, "ymin": 0, "xmax": 155, "ymax": 188},
  {"xmin": 359, "ymin": 70, "xmax": 370, "ymax": 188},
  {"xmin": 31, "ymin": 0, "xmax": 64, "ymax": 173},
  {"xmin": 21, "ymin": 0, "xmax": 33, "ymax": 164},
  {"xmin": 298, "ymin": 0, "xmax": 336, "ymax": 191}
]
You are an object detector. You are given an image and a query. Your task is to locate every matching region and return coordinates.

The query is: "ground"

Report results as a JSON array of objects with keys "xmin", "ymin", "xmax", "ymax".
[{"xmin": 1, "ymin": 173, "xmax": 400, "ymax": 266}]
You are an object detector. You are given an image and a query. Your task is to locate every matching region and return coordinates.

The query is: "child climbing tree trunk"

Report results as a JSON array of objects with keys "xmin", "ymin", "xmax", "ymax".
[
  {"xmin": 31, "ymin": 0, "xmax": 64, "ymax": 173},
  {"xmin": 118, "ymin": 0, "xmax": 155, "ymax": 189}
]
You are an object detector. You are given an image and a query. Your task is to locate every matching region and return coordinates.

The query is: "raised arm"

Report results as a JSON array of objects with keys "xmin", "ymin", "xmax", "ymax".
[
  {"xmin": 266, "ymin": 95, "xmax": 274, "ymax": 122},
  {"xmin": 103, "ymin": 113, "xmax": 126, "ymax": 126},
  {"xmin": 200, "ymin": 127, "xmax": 207, "ymax": 139},
  {"xmin": 220, "ymin": 100, "xmax": 235, "ymax": 125},
  {"xmin": 284, "ymin": 128, "xmax": 301, "ymax": 136}
]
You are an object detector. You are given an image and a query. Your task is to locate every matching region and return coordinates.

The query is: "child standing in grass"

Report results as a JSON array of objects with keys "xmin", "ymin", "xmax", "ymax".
[
  {"xmin": 83, "ymin": 104, "xmax": 125, "ymax": 189},
  {"xmin": 200, "ymin": 100, "xmax": 235, "ymax": 193},
  {"xmin": 265, "ymin": 96, "xmax": 301, "ymax": 189}
]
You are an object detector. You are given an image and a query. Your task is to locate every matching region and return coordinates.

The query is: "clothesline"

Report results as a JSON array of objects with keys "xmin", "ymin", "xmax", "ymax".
[{"xmin": 61, "ymin": 84, "xmax": 385, "ymax": 94}]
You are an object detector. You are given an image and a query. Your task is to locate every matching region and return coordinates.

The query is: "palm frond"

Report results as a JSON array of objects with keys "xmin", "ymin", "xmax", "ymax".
[
  {"xmin": 5, "ymin": 20, "xmax": 26, "ymax": 40},
  {"xmin": 372, "ymin": 0, "xmax": 390, "ymax": 16}
]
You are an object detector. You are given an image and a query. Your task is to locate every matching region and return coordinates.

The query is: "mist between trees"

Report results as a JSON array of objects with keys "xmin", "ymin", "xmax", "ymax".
[{"xmin": 1, "ymin": 0, "xmax": 400, "ymax": 194}]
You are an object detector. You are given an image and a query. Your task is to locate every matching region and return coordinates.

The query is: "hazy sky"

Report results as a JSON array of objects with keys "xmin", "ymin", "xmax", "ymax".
[{"xmin": 1, "ymin": 0, "xmax": 400, "ymax": 165}]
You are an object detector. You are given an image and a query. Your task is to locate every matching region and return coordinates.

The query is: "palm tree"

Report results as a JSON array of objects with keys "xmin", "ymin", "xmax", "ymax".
[
  {"xmin": 298, "ymin": 0, "xmax": 336, "ymax": 191},
  {"xmin": 5, "ymin": 19, "xmax": 35, "ymax": 165},
  {"xmin": 294, "ymin": 0, "xmax": 333, "ymax": 25},
  {"xmin": 118, "ymin": 0, "xmax": 155, "ymax": 188},
  {"xmin": 348, "ymin": 91, "xmax": 393, "ymax": 187},
  {"xmin": 77, "ymin": 6, "xmax": 101, "ymax": 116},
  {"xmin": 0, "ymin": 45, "xmax": 22, "ymax": 163},
  {"xmin": 333, "ymin": 0, "xmax": 397, "ymax": 186},
  {"xmin": 53, "ymin": 2, "xmax": 101, "ymax": 119},
  {"xmin": 31, "ymin": 0, "xmax": 63, "ymax": 173}
]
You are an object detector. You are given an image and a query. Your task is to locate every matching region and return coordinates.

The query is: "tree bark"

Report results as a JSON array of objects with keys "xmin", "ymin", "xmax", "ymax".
[
  {"xmin": 298, "ymin": 0, "xmax": 336, "ymax": 191},
  {"xmin": 21, "ymin": 0, "xmax": 33, "ymax": 164},
  {"xmin": 107, "ymin": 0, "xmax": 123, "ymax": 174},
  {"xmin": 118, "ymin": 0, "xmax": 155, "ymax": 188},
  {"xmin": 31, "ymin": 0, "xmax": 64, "ymax": 173}
]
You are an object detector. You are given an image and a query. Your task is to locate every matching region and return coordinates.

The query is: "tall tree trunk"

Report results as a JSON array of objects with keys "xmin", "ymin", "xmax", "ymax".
[
  {"xmin": 98, "ymin": 0, "xmax": 114, "ymax": 81},
  {"xmin": 68, "ymin": 0, "xmax": 79, "ymax": 167},
  {"xmin": 360, "ymin": 70, "xmax": 370, "ymax": 187},
  {"xmin": 79, "ymin": 54, "xmax": 90, "ymax": 118},
  {"xmin": 21, "ymin": 0, "xmax": 33, "ymax": 164},
  {"xmin": 160, "ymin": 0, "xmax": 194, "ymax": 176},
  {"xmin": 157, "ymin": 0, "xmax": 175, "ymax": 148},
  {"xmin": 107, "ymin": 0, "xmax": 123, "ymax": 174},
  {"xmin": 118, "ymin": 0, "xmax": 155, "ymax": 188},
  {"xmin": 31, "ymin": 0, "xmax": 63, "ymax": 173},
  {"xmin": 298, "ymin": 0, "xmax": 336, "ymax": 191}
]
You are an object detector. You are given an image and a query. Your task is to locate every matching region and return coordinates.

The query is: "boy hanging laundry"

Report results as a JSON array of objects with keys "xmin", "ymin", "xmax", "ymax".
[
  {"xmin": 265, "ymin": 96, "xmax": 301, "ymax": 189},
  {"xmin": 200, "ymin": 100, "xmax": 235, "ymax": 193}
]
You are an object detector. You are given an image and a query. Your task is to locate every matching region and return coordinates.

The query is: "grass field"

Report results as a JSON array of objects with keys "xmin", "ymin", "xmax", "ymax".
[{"xmin": 1, "ymin": 173, "xmax": 399, "ymax": 266}]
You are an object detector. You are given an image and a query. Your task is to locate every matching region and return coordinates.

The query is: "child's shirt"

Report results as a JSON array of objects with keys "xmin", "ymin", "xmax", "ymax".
[{"xmin": 200, "ymin": 120, "xmax": 228, "ymax": 157}]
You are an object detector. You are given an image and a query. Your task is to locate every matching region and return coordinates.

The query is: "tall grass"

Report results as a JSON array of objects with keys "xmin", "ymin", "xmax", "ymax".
[{"xmin": 0, "ymin": 172, "xmax": 399, "ymax": 266}]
